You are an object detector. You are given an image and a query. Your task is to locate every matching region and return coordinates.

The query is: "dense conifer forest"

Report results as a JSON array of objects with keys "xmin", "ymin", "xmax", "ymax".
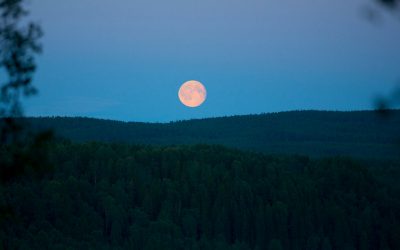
[
  {"xmin": 1, "ymin": 142, "xmax": 399, "ymax": 249},
  {"xmin": 26, "ymin": 110, "xmax": 400, "ymax": 159}
]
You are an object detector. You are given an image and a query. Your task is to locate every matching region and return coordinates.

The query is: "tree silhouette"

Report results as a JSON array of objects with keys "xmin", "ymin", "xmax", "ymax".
[
  {"xmin": 0, "ymin": 0, "xmax": 52, "ymax": 184},
  {"xmin": 377, "ymin": 0, "xmax": 399, "ymax": 10},
  {"xmin": 0, "ymin": 0, "xmax": 42, "ymax": 143}
]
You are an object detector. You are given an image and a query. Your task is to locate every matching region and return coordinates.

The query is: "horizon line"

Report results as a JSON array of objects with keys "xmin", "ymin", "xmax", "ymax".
[{"xmin": 20, "ymin": 108, "xmax": 399, "ymax": 124}]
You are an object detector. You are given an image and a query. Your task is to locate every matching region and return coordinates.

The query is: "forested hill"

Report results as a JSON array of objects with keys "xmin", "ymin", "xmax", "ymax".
[
  {"xmin": 2, "ymin": 143, "xmax": 400, "ymax": 249},
  {"xmin": 26, "ymin": 110, "xmax": 400, "ymax": 159}
]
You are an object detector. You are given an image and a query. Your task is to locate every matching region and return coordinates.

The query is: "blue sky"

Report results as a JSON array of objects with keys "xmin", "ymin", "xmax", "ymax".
[{"xmin": 25, "ymin": 0, "xmax": 400, "ymax": 122}]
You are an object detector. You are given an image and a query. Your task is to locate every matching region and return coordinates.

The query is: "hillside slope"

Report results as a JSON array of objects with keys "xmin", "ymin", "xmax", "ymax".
[
  {"xmin": 26, "ymin": 110, "xmax": 400, "ymax": 159},
  {"xmin": 1, "ymin": 143, "xmax": 399, "ymax": 249}
]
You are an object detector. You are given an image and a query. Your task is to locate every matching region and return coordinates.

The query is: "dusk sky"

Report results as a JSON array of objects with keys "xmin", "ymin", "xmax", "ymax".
[{"xmin": 25, "ymin": 0, "xmax": 400, "ymax": 122}]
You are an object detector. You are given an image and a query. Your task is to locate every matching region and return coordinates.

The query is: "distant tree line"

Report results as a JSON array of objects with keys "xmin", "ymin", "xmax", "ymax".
[{"xmin": 26, "ymin": 110, "xmax": 400, "ymax": 159}]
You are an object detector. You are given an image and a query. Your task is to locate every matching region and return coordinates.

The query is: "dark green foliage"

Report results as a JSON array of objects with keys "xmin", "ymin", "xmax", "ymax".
[
  {"xmin": 25, "ymin": 110, "xmax": 400, "ymax": 159},
  {"xmin": 1, "ymin": 143, "xmax": 399, "ymax": 249},
  {"xmin": 0, "ymin": 129, "xmax": 54, "ymax": 183}
]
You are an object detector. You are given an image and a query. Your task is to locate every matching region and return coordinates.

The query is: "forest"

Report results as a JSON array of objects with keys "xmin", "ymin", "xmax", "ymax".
[
  {"xmin": 1, "ymin": 142, "xmax": 399, "ymax": 249},
  {"xmin": 26, "ymin": 110, "xmax": 400, "ymax": 159}
]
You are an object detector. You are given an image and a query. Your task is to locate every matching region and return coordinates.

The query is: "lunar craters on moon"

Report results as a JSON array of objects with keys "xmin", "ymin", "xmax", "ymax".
[{"xmin": 178, "ymin": 80, "xmax": 207, "ymax": 108}]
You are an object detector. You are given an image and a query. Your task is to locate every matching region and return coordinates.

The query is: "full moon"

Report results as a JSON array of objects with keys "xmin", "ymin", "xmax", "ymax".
[{"xmin": 178, "ymin": 80, "xmax": 207, "ymax": 108}]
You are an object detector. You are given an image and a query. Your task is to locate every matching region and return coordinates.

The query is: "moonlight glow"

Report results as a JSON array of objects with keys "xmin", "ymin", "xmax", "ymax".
[{"xmin": 178, "ymin": 80, "xmax": 207, "ymax": 108}]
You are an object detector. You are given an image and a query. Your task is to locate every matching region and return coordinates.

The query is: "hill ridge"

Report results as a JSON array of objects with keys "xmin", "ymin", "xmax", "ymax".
[
  {"xmin": 23, "ymin": 110, "xmax": 400, "ymax": 159},
  {"xmin": 25, "ymin": 109, "xmax": 399, "ymax": 124}
]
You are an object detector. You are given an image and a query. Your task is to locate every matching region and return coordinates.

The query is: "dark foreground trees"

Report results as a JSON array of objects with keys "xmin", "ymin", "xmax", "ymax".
[{"xmin": 0, "ymin": 143, "xmax": 399, "ymax": 250}]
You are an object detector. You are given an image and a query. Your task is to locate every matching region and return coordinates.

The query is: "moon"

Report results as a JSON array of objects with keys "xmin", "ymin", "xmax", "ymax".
[{"xmin": 178, "ymin": 80, "xmax": 207, "ymax": 108}]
